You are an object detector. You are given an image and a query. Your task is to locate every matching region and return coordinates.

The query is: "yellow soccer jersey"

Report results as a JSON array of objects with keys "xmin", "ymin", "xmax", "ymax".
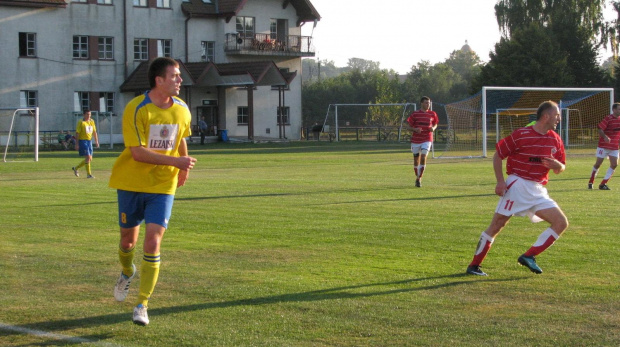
[
  {"xmin": 109, "ymin": 93, "xmax": 192, "ymax": 195},
  {"xmin": 76, "ymin": 119, "xmax": 97, "ymax": 141}
]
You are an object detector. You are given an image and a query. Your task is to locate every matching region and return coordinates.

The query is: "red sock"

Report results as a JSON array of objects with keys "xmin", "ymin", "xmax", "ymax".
[
  {"xmin": 469, "ymin": 232, "xmax": 494, "ymax": 266},
  {"xmin": 414, "ymin": 167, "xmax": 418, "ymax": 178},
  {"xmin": 589, "ymin": 168, "xmax": 598, "ymax": 184},
  {"xmin": 524, "ymin": 228, "xmax": 559, "ymax": 257},
  {"xmin": 418, "ymin": 165, "xmax": 426, "ymax": 179}
]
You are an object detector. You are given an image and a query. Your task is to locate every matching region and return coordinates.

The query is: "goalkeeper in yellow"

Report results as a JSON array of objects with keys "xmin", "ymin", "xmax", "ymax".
[
  {"xmin": 72, "ymin": 109, "xmax": 99, "ymax": 178},
  {"xmin": 109, "ymin": 57, "xmax": 197, "ymax": 325}
]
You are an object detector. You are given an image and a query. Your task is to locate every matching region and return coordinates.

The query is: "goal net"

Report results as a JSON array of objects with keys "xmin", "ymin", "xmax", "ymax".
[
  {"xmin": 1, "ymin": 107, "xmax": 39, "ymax": 162},
  {"xmin": 436, "ymin": 87, "xmax": 614, "ymax": 158},
  {"xmin": 320, "ymin": 103, "xmax": 416, "ymax": 142}
]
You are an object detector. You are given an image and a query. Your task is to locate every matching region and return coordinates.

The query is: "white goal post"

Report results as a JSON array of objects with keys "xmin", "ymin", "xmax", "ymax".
[
  {"xmin": 1, "ymin": 107, "xmax": 39, "ymax": 162},
  {"xmin": 438, "ymin": 87, "xmax": 614, "ymax": 158},
  {"xmin": 320, "ymin": 103, "xmax": 417, "ymax": 142}
]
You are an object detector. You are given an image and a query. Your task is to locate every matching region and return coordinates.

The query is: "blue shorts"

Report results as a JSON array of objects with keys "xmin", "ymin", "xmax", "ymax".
[
  {"xmin": 117, "ymin": 190, "xmax": 175, "ymax": 228},
  {"xmin": 78, "ymin": 140, "xmax": 93, "ymax": 156}
]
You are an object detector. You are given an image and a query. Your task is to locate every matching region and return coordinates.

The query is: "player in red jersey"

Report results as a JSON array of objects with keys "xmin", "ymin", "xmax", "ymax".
[
  {"xmin": 466, "ymin": 101, "xmax": 568, "ymax": 276},
  {"xmin": 587, "ymin": 103, "xmax": 620, "ymax": 190},
  {"xmin": 404, "ymin": 96, "xmax": 439, "ymax": 187}
]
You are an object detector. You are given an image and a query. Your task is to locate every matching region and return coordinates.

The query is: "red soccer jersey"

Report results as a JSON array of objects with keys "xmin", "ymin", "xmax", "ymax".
[
  {"xmin": 496, "ymin": 127, "xmax": 566, "ymax": 185},
  {"xmin": 597, "ymin": 114, "xmax": 620, "ymax": 150},
  {"xmin": 407, "ymin": 110, "xmax": 439, "ymax": 143}
]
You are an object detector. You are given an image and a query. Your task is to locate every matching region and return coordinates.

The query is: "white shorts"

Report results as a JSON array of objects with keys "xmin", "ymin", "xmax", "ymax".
[
  {"xmin": 495, "ymin": 175, "xmax": 558, "ymax": 223},
  {"xmin": 596, "ymin": 147, "xmax": 619, "ymax": 159},
  {"xmin": 411, "ymin": 141, "xmax": 432, "ymax": 155}
]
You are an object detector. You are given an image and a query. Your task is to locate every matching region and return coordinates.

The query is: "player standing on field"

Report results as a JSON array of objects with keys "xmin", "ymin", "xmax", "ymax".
[
  {"xmin": 109, "ymin": 57, "xmax": 197, "ymax": 325},
  {"xmin": 404, "ymin": 96, "xmax": 439, "ymax": 187},
  {"xmin": 587, "ymin": 103, "xmax": 620, "ymax": 190},
  {"xmin": 72, "ymin": 109, "xmax": 99, "ymax": 178},
  {"xmin": 466, "ymin": 101, "xmax": 568, "ymax": 276}
]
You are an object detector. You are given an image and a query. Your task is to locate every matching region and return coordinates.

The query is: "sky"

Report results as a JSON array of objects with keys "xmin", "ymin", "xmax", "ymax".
[{"xmin": 301, "ymin": 0, "xmax": 616, "ymax": 75}]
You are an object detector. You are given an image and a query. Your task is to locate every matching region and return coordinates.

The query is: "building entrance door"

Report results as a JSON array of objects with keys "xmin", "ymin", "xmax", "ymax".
[{"xmin": 197, "ymin": 106, "xmax": 218, "ymax": 136}]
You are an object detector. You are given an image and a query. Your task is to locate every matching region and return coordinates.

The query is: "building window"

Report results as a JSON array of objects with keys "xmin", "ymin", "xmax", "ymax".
[
  {"xmin": 236, "ymin": 16, "xmax": 255, "ymax": 38},
  {"xmin": 157, "ymin": 39, "xmax": 172, "ymax": 57},
  {"xmin": 19, "ymin": 33, "xmax": 36, "ymax": 57},
  {"xmin": 99, "ymin": 92, "xmax": 115, "ymax": 113},
  {"xmin": 133, "ymin": 0, "xmax": 147, "ymax": 6},
  {"xmin": 73, "ymin": 36, "xmax": 89, "ymax": 59},
  {"xmin": 97, "ymin": 0, "xmax": 112, "ymax": 4},
  {"xmin": 74, "ymin": 92, "xmax": 90, "ymax": 112},
  {"xmin": 156, "ymin": 0, "xmax": 170, "ymax": 7},
  {"xmin": 20, "ymin": 91, "xmax": 38, "ymax": 108},
  {"xmin": 201, "ymin": 41, "xmax": 214, "ymax": 62},
  {"xmin": 277, "ymin": 107, "xmax": 290, "ymax": 125},
  {"xmin": 98, "ymin": 37, "xmax": 114, "ymax": 60},
  {"xmin": 237, "ymin": 107, "xmax": 249, "ymax": 125},
  {"xmin": 134, "ymin": 39, "xmax": 148, "ymax": 60},
  {"xmin": 270, "ymin": 18, "xmax": 288, "ymax": 41}
]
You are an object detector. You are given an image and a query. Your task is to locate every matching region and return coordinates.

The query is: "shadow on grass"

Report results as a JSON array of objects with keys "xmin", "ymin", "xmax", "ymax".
[{"xmin": 7, "ymin": 272, "xmax": 528, "ymax": 344}]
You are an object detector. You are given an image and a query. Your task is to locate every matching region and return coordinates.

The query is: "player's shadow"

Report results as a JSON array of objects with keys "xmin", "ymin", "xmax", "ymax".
[{"xmin": 11, "ymin": 272, "xmax": 527, "ymax": 344}]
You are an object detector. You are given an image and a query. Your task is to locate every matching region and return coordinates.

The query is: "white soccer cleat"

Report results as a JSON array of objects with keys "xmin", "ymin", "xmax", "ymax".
[
  {"xmin": 113, "ymin": 264, "xmax": 135, "ymax": 302},
  {"xmin": 72, "ymin": 167, "xmax": 79, "ymax": 177},
  {"xmin": 133, "ymin": 304, "xmax": 149, "ymax": 326}
]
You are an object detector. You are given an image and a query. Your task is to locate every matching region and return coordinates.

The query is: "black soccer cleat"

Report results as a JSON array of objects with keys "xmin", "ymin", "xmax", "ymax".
[
  {"xmin": 588, "ymin": 183, "xmax": 592, "ymax": 190},
  {"xmin": 415, "ymin": 179, "xmax": 421, "ymax": 188},
  {"xmin": 466, "ymin": 265, "xmax": 487, "ymax": 276},
  {"xmin": 599, "ymin": 184, "xmax": 611, "ymax": 190}
]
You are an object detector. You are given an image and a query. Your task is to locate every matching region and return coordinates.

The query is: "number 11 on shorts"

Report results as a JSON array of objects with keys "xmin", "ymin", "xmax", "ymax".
[{"xmin": 504, "ymin": 200, "xmax": 514, "ymax": 211}]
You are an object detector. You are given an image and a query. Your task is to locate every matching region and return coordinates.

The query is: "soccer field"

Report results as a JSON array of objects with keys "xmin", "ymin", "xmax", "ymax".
[{"xmin": 0, "ymin": 142, "xmax": 619, "ymax": 346}]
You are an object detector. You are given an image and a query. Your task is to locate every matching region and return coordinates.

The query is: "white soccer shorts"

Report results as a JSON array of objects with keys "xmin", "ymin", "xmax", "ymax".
[
  {"xmin": 411, "ymin": 141, "xmax": 432, "ymax": 155},
  {"xmin": 596, "ymin": 147, "xmax": 619, "ymax": 159},
  {"xmin": 495, "ymin": 174, "xmax": 558, "ymax": 223}
]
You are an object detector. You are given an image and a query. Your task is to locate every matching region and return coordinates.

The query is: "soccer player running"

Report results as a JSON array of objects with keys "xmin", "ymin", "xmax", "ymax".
[
  {"xmin": 466, "ymin": 101, "xmax": 568, "ymax": 276},
  {"xmin": 72, "ymin": 109, "xmax": 99, "ymax": 178},
  {"xmin": 587, "ymin": 103, "xmax": 620, "ymax": 190},
  {"xmin": 109, "ymin": 57, "xmax": 197, "ymax": 325},
  {"xmin": 404, "ymin": 96, "xmax": 439, "ymax": 187}
]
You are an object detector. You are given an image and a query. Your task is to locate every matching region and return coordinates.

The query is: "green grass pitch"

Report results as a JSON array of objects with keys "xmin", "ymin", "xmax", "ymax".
[{"xmin": 0, "ymin": 142, "xmax": 619, "ymax": 346}]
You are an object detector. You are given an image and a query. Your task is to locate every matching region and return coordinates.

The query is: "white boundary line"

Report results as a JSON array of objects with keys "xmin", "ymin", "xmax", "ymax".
[{"xmin": 0, "ymin": 322, "xmax": 122, "ymax": 346}]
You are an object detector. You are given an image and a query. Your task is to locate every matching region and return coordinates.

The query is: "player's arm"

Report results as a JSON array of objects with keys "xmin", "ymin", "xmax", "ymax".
[
  {"xmin": 129, "ymin": 145, "xmax": 196, "ymax": 170},
  {"xmin": 177, "ymin": 138, "xmax": 191, "ymax": 187},
  {"xmin": 542, "ymin": 157, "xmax": 565, "ymax": 175},
  {"xmin": 493, "ymin": 152, "xmax": 507, "ymax": 196},
  {"xmin": 93, "ymin": 128, "xmax": 99, "ymax": 148},
  {"xmin": 598, "ymin": 128, "xmax": 610, "ymax": 143}
]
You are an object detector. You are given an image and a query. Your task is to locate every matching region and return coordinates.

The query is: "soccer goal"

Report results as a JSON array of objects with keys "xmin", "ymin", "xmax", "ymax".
[
  {"xmin": 437, "ymin": 87, "xmax": 614, "ymax": 158},
  {"xmin": 1, "ymin": 107, "xmax": 39, "ymax": 162},
  {"xmin": 320, "ymin": 103, "xmax": 416, "ymax": 142}
]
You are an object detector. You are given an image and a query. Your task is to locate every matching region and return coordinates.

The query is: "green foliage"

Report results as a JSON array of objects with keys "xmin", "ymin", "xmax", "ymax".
[
  {"xmin": 1, "ymin": 144, "xmax": 619, "ymax": 346},
  {"xmin": 473, "ymin": 24, "xmax": 575, "ymax": 89}
]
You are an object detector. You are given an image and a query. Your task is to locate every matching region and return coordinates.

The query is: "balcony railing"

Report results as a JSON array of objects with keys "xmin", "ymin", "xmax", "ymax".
[{"xmin": 225, "ymin": 33, "xmax": 315, "ymax": 57}]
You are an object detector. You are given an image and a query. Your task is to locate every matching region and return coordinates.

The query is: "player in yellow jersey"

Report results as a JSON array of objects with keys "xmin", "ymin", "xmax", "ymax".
[
  {"xmin": 72, "ymin": 109, "xmax": 99, "ymax": 178},
  {"xmin": 109, "ymin": 57, "xmax": 197, "ymax": 325}
]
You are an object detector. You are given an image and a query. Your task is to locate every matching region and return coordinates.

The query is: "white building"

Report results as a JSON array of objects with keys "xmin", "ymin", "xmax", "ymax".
[{"xmin": 0, "ymin": 0, "xmax": 320, "ymax": 142}]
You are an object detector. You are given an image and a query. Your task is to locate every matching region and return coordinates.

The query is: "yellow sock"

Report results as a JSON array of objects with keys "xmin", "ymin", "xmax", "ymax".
[
  {"xmin": 118, "ymin": 246, "xmax": 135, "ymax": 277},
  {"xmin": 86, "ymin": 163, "xmax": 92, "ymax": 175},
  {"xmin": 76, "ymin": 160, "xmax": 86, "ymax": 169},
  {"xmin": 136, "ymin": 253, "xmax": 160, "ymax": 307}
]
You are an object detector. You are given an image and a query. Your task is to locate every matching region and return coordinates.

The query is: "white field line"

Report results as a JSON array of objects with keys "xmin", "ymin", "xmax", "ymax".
[{"xmin": 0, "ymin": 322, "xmax": 122, "ymax": 346}]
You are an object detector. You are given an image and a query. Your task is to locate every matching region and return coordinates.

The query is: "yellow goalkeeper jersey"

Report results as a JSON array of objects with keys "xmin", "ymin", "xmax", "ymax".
[
  {"xmin": 109, "ymin": 93, "xmax": 192, "ymax": 195},
  {"xmin": 76, "ymin": 119, "xmax": 96, "ymax": 140}
]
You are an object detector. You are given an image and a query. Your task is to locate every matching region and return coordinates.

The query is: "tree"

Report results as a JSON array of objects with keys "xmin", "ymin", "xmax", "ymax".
[
  {"xmin": 346, "ymin": 58, "xmax": 381, "ymax": 72},
  {"xmin": 473, "ymin": 23, "xmax": 574, "ymax": 89},
  {"xmin": 491, "ymin": 0, "xmax": 608, "ymax": 87}
]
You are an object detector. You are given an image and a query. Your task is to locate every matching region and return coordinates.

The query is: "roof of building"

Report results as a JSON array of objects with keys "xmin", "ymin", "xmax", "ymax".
[
  {"xmin": 181, "ymin": 0, "xmax": 320, "ymax": 24},
  {"xmin": 0, "ymin": 0, "xmax": 67, "ymax": 8},
  {"xmin": 120, "ymin": 59, "xmax": 294, "ymax": 92}
]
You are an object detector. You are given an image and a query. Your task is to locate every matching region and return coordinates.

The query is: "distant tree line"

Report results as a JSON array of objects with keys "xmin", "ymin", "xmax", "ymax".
[{"xmin": 302, "ymin": 0, "xmax": 620, "ymax": 127}]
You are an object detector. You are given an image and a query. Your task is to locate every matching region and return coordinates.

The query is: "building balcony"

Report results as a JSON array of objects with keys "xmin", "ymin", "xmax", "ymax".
[{"xmin": 224, "ymin": 33, "xmax": 316, "ymax": 57}]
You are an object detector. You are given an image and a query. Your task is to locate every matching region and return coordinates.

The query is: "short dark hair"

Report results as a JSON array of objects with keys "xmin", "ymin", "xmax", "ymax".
[
  {"xmin": 613, "ymin": 102, "xmax": 620, "ymax": 111},
  {"xmin": 82, "ymin": 109, "xmax": 90, "ymax": 115},
  {"xmin": 536, "ymin": 101, "xmax": 558, "ymax": 120},
  {"xmin": 420, "ymin": 96, "xmax": 431, "ymax": 103},
  {"xmin": 148, "ymin": 57, "xmax": 179, "ymax": 89}
]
